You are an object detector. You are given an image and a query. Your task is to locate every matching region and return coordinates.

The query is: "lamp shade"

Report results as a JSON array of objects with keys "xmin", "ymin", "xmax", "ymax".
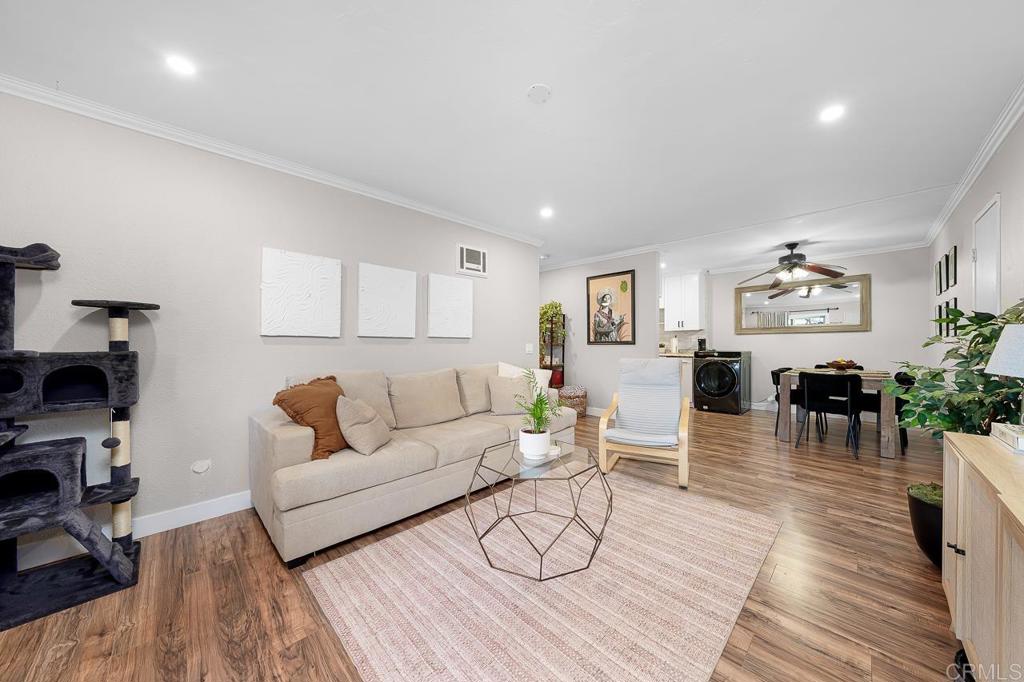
[{"xmin": 985, "ymin": 325, "xmax": 1024, "ymax": 378}]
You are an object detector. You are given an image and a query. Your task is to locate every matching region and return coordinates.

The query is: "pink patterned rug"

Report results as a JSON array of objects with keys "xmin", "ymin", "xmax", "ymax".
[{"xmin": 305, "ymin": 473, "xmax": 780, "ymax": 681}]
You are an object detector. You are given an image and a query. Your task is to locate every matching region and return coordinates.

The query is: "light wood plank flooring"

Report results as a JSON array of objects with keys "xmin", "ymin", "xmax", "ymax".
[{"xmin": 0, "ymin": 410, "xmax": 959, "ymax": 681}]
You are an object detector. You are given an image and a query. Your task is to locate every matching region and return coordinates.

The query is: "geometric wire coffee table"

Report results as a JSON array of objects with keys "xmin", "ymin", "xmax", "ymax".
[{"xmin": 464, "ymin": 439, "xmax": 612, "ymax": 581}]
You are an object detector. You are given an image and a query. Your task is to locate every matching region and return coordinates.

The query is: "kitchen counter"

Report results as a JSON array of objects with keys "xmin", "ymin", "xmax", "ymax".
[{"xmin": 659, "ymin": 351, "xmax": 695, "ymax": 358}]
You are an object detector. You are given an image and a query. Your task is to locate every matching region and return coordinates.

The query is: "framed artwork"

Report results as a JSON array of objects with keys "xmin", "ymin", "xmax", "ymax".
[
  {"xmin": 357, "ymin": 262, "xmax": 417, "ymax": 338},
  {"xmin": 260, "ymin": 247, "xmax": 341, "ymax": 337},
  {"xmin": 427, "ymin": 273, "xmax": 473, "ymax": 338},
  {"xmin": 948, "ymin": 246, "xmax": 958, "ymax": 288},
  {"xmin": 935, "ymin": 261, "xmax": 942, "ymax": 295},
  {"xmin": 948, "ymin": 297, "xmax": 959, "ymax": 337},
  {"xmin": 586, "ymin": 269, "xmax": 636, "ymax": 344},
  {"xmin": 935, "ymin": 304, "xmax": 943, "ymax": 337}
]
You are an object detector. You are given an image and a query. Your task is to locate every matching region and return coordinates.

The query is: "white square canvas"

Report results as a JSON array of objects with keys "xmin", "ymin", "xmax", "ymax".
[
  {"xmin": 357, "ymin": 263, "xmax": 417, "ymax": 337},
  {"xmin": 260, "ymin": 247, "xmax": 341, "ymax": 337},
  {"xmin": 428, "ymin": 273, "xmax": 473, "ymax": 338}
]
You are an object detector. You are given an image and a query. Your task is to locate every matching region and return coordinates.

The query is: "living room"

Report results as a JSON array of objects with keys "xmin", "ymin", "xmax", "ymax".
[{"xmin": 2, "ymin": 3, "xmax": 1024, "ymax": 681}]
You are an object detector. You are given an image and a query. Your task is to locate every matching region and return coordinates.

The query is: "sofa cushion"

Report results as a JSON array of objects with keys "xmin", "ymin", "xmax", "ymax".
[
  {"xmin": 286, "ymin": 371, "xmax": 397, "ymax": 429},
  {"xmin": 271, "ymin": 435, "xmax": 437, "ymax": 511},
  {"xmin": 398, "ymin": 418, "xmax": 510, "ymax": 468},
  {"xmin": 272, "ymin": 376, "xmax": 346, "ymax": 460},
  {"xmin": 388, "ymin": 368, "xmax": 465, "ymax": 428},
  {"xmin": 336, "ymin": 396, "xmax": 392, "ymax": 455},
  {"xmin": 456, "ymin": 364, "xmax": 497, "ymax": 415},
  {"xmin": 487, "ymin": 375, "xmax": 530, "ymax": 415},
  {"xmin": 470, "ymin": 406, "xmax": 577, "ymax": 438}
]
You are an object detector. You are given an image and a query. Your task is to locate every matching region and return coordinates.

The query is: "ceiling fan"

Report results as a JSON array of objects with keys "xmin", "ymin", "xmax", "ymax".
[{"xmin": 737, "ymin": 242, "xmax": 847, "ymax": 290}]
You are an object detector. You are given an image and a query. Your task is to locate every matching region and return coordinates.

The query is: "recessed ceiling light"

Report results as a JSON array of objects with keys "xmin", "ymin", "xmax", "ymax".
[
  {"xmin": 818, "ymin": 103, "xmax": 846, "ymax": 123},
  {"xmin": 660, "ymin": 262, "xmax": 666, "ymax": 269},
  {"xmin": 539, "ymin": 254, "xmax": 550, "ymax": 260},
  {"xmin": 539, "ymin": 206, "xmax": 554, "ymax": 219},
  {"xmin": 165, "ymin": 54, "xmax": 197, "ymax": 77}
]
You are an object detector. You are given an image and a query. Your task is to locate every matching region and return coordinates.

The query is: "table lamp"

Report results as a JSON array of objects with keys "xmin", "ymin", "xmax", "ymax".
[{"xmin": 985, "ymin": 325, "xmax": 1024, "ymax": 450}]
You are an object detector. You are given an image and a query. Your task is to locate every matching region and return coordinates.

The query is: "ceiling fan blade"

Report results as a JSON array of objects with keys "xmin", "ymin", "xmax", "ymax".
[
  {"xmin": 827, "ymin": 283, "xmax": 848, "ymax": 290},
  {"xmin": 736, "ymin": 264, "xmax": 787, "ymax": 285},
  {"xmin": 804, "ymin": 263, "xmax": 845, "ymax": 279},
  {"xmin": 768, "ymin": 272, "xmax": 789, "ymax": 289},
  {"xmin": 810, "ymin": 263, "xmax": 846, "ymax": 271},
  {"xmin": 768, "ymin": 288, "xmax": 795, "ymax": 300}
]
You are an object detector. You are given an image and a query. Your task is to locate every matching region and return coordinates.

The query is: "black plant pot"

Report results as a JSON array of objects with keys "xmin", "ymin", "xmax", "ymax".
[{"xmin": 907, "ymin": 492, "xmax": 943, "ymax": 568}]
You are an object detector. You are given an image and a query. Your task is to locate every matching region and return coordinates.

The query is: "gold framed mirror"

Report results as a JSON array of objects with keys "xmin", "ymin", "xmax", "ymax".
[{"xmin": 734, "ymin": 274, "xmax": 871, "ymax": 334}]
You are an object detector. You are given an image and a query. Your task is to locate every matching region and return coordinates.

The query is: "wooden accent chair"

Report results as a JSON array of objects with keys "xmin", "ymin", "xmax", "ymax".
[{"xmin": 598, "ymin": 358, "xmax": 690, "ymax": 488}]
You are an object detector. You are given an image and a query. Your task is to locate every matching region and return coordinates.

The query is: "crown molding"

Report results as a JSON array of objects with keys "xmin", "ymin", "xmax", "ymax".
[
  {"xmin": 540, "ymin": 247, "xmax": 663, "ymax": 272},
  {"xmin": 0, "ymin": 73, "xmax": 544, "ymax": 248},
  {"xmin": 926, "ymin": 76, "xmax": 1024, "ymax": 244}
]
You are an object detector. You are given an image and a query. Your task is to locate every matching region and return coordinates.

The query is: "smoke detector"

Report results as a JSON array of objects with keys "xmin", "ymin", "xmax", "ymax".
[{"xmin": 527, "ymin": 83, "xmax": 552, "ymax": 104}]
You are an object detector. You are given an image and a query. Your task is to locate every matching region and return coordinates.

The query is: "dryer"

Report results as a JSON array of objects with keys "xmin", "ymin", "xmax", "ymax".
[{"xmin": 693, "ymin": 350, "xmax": 751, "ymax": 414}]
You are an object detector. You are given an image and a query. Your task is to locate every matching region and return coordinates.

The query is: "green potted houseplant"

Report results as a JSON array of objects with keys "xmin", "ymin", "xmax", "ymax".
[
  {"xmin": 515, "ymin": 370, "xmax": 562, "ymax": 460},
  {"xmin": 885, "ymin": 299, "xmax": 1024, "ymax": 566}
]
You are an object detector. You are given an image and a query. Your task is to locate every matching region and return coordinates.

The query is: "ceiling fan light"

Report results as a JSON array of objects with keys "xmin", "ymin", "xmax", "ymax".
[
  {"xmin": 791, "ymin": 267, "xmax": 808, "ymax": 280},
  {"xmin": 778, "ymin": 270, "xmax": 792, "ymax": 282},
  {"xmin": 811, "ymin": 286, "xmax": 822, "ymax": 295}
]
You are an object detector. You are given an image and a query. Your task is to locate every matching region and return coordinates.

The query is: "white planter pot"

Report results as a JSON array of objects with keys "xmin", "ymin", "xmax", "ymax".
[{"xmin": 519, "ymin": 429, "xmax": 551, "ymax": 460}]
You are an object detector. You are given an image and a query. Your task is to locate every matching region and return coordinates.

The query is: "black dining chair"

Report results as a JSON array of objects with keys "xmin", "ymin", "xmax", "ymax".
[
  {"xmin": 770, "ymin": 367, "xmax": 805, "ymax": 436},
  {"xmin": 796, "ymin": 372, "xmax": 866, "ymax": 457},
  {"xmin": 894, "ymin": 371, "xmax": 915, "ymax": 455}
]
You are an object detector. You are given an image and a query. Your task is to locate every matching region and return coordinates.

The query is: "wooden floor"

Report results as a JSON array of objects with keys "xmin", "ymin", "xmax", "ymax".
[{"xmin": 0, "ymin": 410, "xmax": 959, "ymax": 681}]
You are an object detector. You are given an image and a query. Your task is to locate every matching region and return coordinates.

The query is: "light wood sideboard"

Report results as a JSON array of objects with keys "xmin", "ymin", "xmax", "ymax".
[{"xmin": 943, "ymin": 432, "xmax": 1024, "ymax": 678}]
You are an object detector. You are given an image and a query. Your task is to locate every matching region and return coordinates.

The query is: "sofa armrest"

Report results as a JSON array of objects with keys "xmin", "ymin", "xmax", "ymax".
[{"xmin": 249, "ymin": 407, "xmax": 314, "ymax": 475}]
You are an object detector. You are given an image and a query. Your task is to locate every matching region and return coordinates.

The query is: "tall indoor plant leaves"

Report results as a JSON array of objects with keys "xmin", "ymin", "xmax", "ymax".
[{"xmin": 884, "ymin": 299, "xmax": 1024, "ymax": 437}]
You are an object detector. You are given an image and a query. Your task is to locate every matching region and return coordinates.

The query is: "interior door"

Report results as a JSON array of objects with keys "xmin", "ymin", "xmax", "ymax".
[{"xmin": 973, "ymin": 195, "xmax": 1001, "ymax": 316}]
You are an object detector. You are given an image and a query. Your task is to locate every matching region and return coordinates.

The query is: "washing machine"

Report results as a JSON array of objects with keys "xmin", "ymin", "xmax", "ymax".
[{"xmin": 693, "ymin": 350, "xmax": 751, "ymax": 414}]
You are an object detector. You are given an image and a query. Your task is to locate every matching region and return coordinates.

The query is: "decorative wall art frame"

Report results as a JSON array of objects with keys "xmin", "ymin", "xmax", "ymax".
[
  {"xmin": 260, "ymin": 248, "xmax": 341, "ymax": 337},
  {"xmin": 427, "ymin": 273, "xmax": 473, "ymax": 338},
  {"xmin": 935, "ymin": 245, "xmax": 958, "ymax": 295},
  {"xmin": 943, "ymin": 297, "xmax": 959, "ymax": 338},
  {"xmin": 586, "ymin": 269, "xmax": 635, "ymax": 345},
  {"xmin": 936, "ymin": 304, "xmax": 943, "ymax": 337},
  {"xmin": 357, "ymin": 263, "xmax": 417, "ymax": 338}
]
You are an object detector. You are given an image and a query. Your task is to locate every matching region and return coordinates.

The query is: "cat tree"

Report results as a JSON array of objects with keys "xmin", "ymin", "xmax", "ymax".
[{"xmin": 0, "ymin": 242, "xmax": 158, "ymax": 630}]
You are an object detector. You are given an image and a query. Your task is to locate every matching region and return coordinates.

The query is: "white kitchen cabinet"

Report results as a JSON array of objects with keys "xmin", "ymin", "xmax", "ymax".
[
  {"xmin": 943, "ymin": 432, "xmax": 1024, "ymax": 678},
  {"xmin": 662, "ymin": 272, "xmax": 705, "ymax": 331}
]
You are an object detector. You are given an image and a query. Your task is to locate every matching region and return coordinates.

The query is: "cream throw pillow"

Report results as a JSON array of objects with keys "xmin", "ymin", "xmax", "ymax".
[
  {"xmin": 336, "ymin": 396, "xmax": 392, "ymax": 455},
  {"xmin": 497, "ymin": 361, "xmax": 551, "ymax": 396},
  {"xmin": 456, "ymin": 364, "xmax": 498, "ymax": 415},
  {"xmin": 388, "ymin": 368, "xmax": 465, "ymax": 428},
  {"xmin": 488, "ymin": 375, "xmax": 531, "ymax": 415}
]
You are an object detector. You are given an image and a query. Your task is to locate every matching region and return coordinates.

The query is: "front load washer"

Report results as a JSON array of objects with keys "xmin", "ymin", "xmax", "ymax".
[{"xmin": 692, "ymin": 350, "xmax": 751, "ymax": 414}]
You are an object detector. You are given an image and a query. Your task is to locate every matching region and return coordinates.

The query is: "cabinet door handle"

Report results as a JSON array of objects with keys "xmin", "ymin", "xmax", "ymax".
[{"xmin": 946, "ymin": 542, "xmax": 966, "ymax": 556}]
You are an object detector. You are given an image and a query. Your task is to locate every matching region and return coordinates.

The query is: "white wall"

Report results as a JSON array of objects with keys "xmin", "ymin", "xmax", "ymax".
[
  {"xmin": 539, "ymin": 253, "xmax": 660, "ymax": 410},
  {"xmin": 930, "ymin": 114, "xmax": 1024, "ymax": 358},
  {"xmin": 0, "ymin": 94, "xmax": 539, "ymax": 560},
  {"xmin": 709, "ymin": 248, "xmax": 933, "ymax": 404}
]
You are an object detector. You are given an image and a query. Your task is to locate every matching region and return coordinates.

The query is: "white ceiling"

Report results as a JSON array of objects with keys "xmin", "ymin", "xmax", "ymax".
[{"xmin": 1, "ymin": 1, "xmax": 1023, "ymax": 269}]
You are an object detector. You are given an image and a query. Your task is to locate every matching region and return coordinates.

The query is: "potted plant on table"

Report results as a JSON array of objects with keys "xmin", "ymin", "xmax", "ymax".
[
  {"xmin": 515, "ymin": 370, "xmax": 562, "ymax": 460},
  {"xmin": 884, "ymin": 299, "xmax": 1024, "ymax": 566}
]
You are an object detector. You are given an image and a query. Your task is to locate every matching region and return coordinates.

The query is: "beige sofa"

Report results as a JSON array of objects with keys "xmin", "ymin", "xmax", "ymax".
[{"xmin": 248, "ymin": 364, "xmax": 577, "ymax": 563}]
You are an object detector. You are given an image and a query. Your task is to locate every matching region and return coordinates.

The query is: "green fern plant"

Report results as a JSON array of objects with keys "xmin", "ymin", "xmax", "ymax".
[
  {"xmin": 884, "ymin": 299, "xmax": 1024, "ymax": 437},
  {"xmin": 514, "ymin": 370, "xmax": 562, "ymax": 434}
]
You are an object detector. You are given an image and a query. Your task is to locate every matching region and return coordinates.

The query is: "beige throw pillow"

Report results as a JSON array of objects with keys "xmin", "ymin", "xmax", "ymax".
[
  {"xmin": 388, "ymin": 368, "xmax": 465, "ymax": 428},
  {"xmin": 456, "ymin": 364, "xmax": 498, "ymax": 415},
  {"xmin": 497, "ymin": 361, "xmax": 551, "ymax": 396},
  {"xmin": 336, "ymin": 396, "xmax": 392, "ymax": 455},
  {"xmin": 488, "ymin": 375, "xmax": 531, "ymax": 415}
]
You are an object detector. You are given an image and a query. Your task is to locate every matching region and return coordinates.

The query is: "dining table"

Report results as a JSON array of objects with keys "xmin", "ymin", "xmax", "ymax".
[{"xmin": 777, "ymin": 368, "xmax": 898, "ymax": 458}]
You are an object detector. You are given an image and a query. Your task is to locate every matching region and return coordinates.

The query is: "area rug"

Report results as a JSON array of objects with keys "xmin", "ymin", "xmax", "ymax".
[{"xmin": 304, "ymin": 473, "xmax": 780, "ymax": 681}]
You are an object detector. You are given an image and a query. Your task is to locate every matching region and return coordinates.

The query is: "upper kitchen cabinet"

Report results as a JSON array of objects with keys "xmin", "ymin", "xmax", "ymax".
[{"xmin": 662, "ymin": 271, "xmax": 706, "ymax": 331}]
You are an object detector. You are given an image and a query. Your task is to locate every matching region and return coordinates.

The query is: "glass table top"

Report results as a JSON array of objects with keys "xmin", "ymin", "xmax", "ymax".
[{"xmin": 474, "ymin": 439, "xmax": 596, "ymax": 481}]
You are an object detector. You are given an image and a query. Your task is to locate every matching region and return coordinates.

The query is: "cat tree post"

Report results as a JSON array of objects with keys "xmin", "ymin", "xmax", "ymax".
[{"xmin": 72, "ymin": 300, "xmax": 158, "ymax": 552}]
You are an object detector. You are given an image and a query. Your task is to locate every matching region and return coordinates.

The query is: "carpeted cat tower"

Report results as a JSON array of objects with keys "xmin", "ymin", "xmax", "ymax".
[{"xmin": 0, "ymin": 242, "xmax": 158, "ymax": 630}]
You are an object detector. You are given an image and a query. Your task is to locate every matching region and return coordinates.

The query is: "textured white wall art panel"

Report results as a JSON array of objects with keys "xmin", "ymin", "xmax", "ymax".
[
  {"xmin": 428, "ymin": 273, "xmax": 473, "ymax": 338},
  {"xmin": 357, "ymin": 263, "xmax": 417, "ymax": 337},
  {"xmin": 260, "ymin": 247, "xmax": 341, "ymax": 337}
]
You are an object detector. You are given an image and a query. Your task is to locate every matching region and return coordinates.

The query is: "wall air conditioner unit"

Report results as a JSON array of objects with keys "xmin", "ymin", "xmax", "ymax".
[{"xmin": 457, "ymin": 244, "xmax": 488, "ymax": 277}]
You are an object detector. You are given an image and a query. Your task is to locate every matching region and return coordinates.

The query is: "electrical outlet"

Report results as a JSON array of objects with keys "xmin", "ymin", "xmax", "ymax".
[{"xmin": 525, "ymin": 343, "xmax": 534, "ymax": 354}]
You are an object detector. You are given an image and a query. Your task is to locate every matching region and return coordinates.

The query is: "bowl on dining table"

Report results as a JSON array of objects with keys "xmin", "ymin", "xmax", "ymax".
[{"xmin": 826, "ymin": 359, "xmax": 858, "ymax": 372}]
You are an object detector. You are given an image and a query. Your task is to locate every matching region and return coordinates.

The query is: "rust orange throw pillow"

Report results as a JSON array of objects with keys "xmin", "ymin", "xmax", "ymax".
[{"xmin": 273, "ymin": 376, "xmax": 346, "ymax": 460}]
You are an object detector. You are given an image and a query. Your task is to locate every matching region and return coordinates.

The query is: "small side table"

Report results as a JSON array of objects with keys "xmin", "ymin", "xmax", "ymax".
[{"xmin": 558, "ymin": 385, "xmax": 587, "ymax": 417}]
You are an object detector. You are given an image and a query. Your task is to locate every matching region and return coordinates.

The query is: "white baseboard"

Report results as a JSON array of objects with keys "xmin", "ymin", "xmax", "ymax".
[{"xmin": 17, "ymin": 490, "xmax": 252, "ymax": 570}]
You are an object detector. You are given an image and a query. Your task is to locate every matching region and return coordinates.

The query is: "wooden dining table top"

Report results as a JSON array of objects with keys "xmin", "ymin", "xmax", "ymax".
[{"xmin": 782, "ymin": 367, "xmax": 892, "ymax": 379}]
